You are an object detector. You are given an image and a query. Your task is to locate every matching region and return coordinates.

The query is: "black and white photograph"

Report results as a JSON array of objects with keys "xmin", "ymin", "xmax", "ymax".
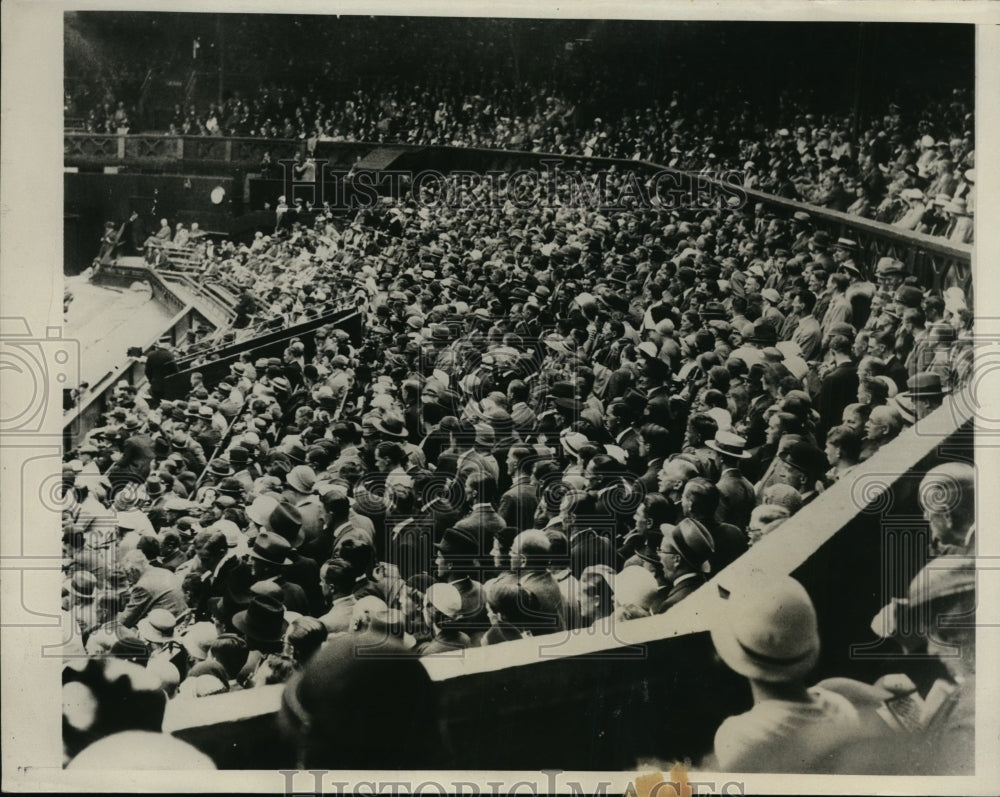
[{"xmin": 2, "ymin": 2, "xmax": 999, "ymax": 793}]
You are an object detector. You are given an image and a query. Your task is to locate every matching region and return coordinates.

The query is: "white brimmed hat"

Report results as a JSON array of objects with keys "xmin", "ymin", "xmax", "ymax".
[{"xmin": 711, "ymin": 574, "xmax": 820, "ymax": 683}]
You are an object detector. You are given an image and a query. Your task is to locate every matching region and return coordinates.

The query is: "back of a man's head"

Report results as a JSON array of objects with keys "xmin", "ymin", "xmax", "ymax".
[
  {"xmin": 210, "ymin": 634, "xmax": 249, "ymax": 680},
  {"xmin": 684, "ymin": 477, "xmax": 720, "ymax": 521},
  {"xmin": 320, "ymin": 485, "xmax": 351, "ymax": 520},
  {"xmin": 122, "ymin": 549, "xmax": 150, "ymax": 575},
  {"xmin": 511, "ymin": 530, "xmax": 552, "ymax": 571}
]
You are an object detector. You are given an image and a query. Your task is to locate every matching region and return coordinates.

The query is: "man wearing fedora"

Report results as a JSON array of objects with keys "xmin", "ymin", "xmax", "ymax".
[
  {"xmin": 775, "ymin": 440, "xmax": 829, "ymax": 505},
  {"xmin": 901, "ymin": 371, "xmax": 949, "ymax": 423},
  {"xmin": 227, "ymin": 445, "xmax": 259, "ymax": 496},
  {"xmin": 137, "ymin": 608, "xmax": 187, "ymax": 677},
  {"xmin": 170, "ymin": 430, "xmax": 207, "ymax": 474},
  {"xmin": 655, "ymin": 518, "xmax": 715, "ymax": 612},
  {"xmin": 65, "ymin": 570, "xmax": 101, "ymax": 644},
  {"xmin": 248, "ymin": 531, "xmax": 309, "ymax": 615},
  {"xmin": 706, "ymin": 431, "xmax": 757, "ymax": 532},
  {"xmin": 282, "ymin": 465, "xmax": 326, "ymax": 551},
  {"xmin": 265, "ymin": 502, "xmax": 325, "ymax": 616},
  {"xmin": 195, "ymin": 458, "xmax": 235, "ymax": 505},
  {"xmin": 233, "ymin": 594, "xmax": 288, "ymax": 661},
  {"xmin": 192, "ymin": 529, "xmax": 248, "ymax": 621},
  {"xmin": 433, "ymin": 525, "xmax": 491, "ymax": 645}
]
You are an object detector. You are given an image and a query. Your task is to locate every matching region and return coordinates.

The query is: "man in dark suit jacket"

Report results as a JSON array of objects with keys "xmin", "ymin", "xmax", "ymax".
[
  {"xmin": 605, "ymin": 401, "xmax": 643, "ymax": 475},
  {"xmin": 869, "ymin": 330, "xmax": 910, "ymax": 392},
  {"xmin": 118, "ymin": 549, "xmax": 188, "ymax": 627},
  {"xmin": 637, "ymin": 423, "xmax": 670, "ymax": 496},
  {"xmin": 248, "ymin": 532, "xmax": 309, "ymax": 615},
  {"xmin": 497, "ymin": 446, "xmax": 538, "ymax": 533},
  {"xmin": 433, "ymin": 526, "xmax": 491, "ymax": 644},
  {"xmin": 143, "ymin": 342, "xmax": 181, "ymax": 403},
  {"xmin": 682, "ymin": 477, "xmax": 748, "ymax": 574},
  {"xmin": 741, "ymin": 388, "xmax": 776, "ymax": 450},
  {"xmin": 707, "ymin": 432, "xmax": 758, "ymax": 532},
  {"xmin": 654, "ymin": 518, "xmax": 715, "ymax": 613},
  {"xmin": 193, "ymin": 530, "xmax": 250, "ymax": 615},
  {"xmin": 816, "ymin": 336, "xmax": 859, "ymax": 443},
  {"xmin": 454, "ymin": 473, "xmax": 507, "ymax": 551}
]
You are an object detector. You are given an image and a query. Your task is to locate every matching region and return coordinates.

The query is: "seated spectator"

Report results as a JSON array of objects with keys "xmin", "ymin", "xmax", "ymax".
[
  {"xmin": 417, "ymin": 583, "xmax": 470, "ymax": 655},
  {"xmin": 823, "ymin": 424, "xmax": 862, "ymax": 483},
  {"xmin": 861, "ymin": 405, "xmax": 903, "ymax": 461},
  {"xmin": 746, "ymin": 504, "xmax": 791, "ymax": 547},
  {"xmin": 654, "ymin": 518, "xmax": 715, "ymax": 612},
  {"xmin": 709, "ymin": 574, "xmax": 871, "ymax": 772}
]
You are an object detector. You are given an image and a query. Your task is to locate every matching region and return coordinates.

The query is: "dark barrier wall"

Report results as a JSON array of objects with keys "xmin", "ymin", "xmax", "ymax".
[{"xmin": 63, "ymin": 172, "xmax": 237, "ymax": 274}]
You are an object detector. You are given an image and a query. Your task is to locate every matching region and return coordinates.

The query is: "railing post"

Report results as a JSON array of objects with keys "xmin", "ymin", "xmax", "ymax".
[{"xmin": 117, "ymin": 134, "xmax": 125, "ymax": 160}]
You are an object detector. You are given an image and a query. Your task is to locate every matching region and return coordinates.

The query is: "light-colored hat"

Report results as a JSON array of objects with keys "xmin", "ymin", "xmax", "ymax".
[
  {"xmin": 67, "ymin": 731, "xmax": 216, "ymax": 770},
  {"xmin": 614, "ymin": 566, "xmax": 659, "ymax": 611},
  {"xmin": 246, "ymin": 494, "xmax": 280, "ymax": 527},
  {"xmin": 137, "ymin": 609, "xmax": 177, "ymax": 644},
  {"xmin": 180, "ymin": 622, "xmax": 218, "ymax": 661},
  {"xmin": 637, "ymin": 341, "xmax": 659, "ymax": 360},
  {"xmin": 711, "ymin": 574, "xmax": 820, "ymax": 682},
  {"xmin": 286, "ymin": 465, "xmax": 317, "ymax": 494},
  {"xmin": 705, "ymin": 430, "xmax": 751, "ymax": 460},
  {"xmin": 425, "ymin": 583, "xmax": 463, "ymax": 619},
  {"xmin": 873, "ymin": 375, "xmax": 899, "ymax": 398}
]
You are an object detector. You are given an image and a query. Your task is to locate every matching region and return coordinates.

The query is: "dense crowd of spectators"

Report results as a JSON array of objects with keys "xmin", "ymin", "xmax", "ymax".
[
  {"xmin": 150, "ymin": 82, "xmax": 976, "ymax": 242},
  {"xmin": 61, "ymin": 163, "xmax": 975, "ymax": 770},
  {"xmin": 67, "ymin": 37, "xmax": 974, "ymax": 243}
]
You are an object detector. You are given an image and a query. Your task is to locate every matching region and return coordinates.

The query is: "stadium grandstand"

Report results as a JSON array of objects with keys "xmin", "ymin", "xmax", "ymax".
[{"xmin": 59, "ymin": 14, "xmax": 976, "ymax": 776}]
